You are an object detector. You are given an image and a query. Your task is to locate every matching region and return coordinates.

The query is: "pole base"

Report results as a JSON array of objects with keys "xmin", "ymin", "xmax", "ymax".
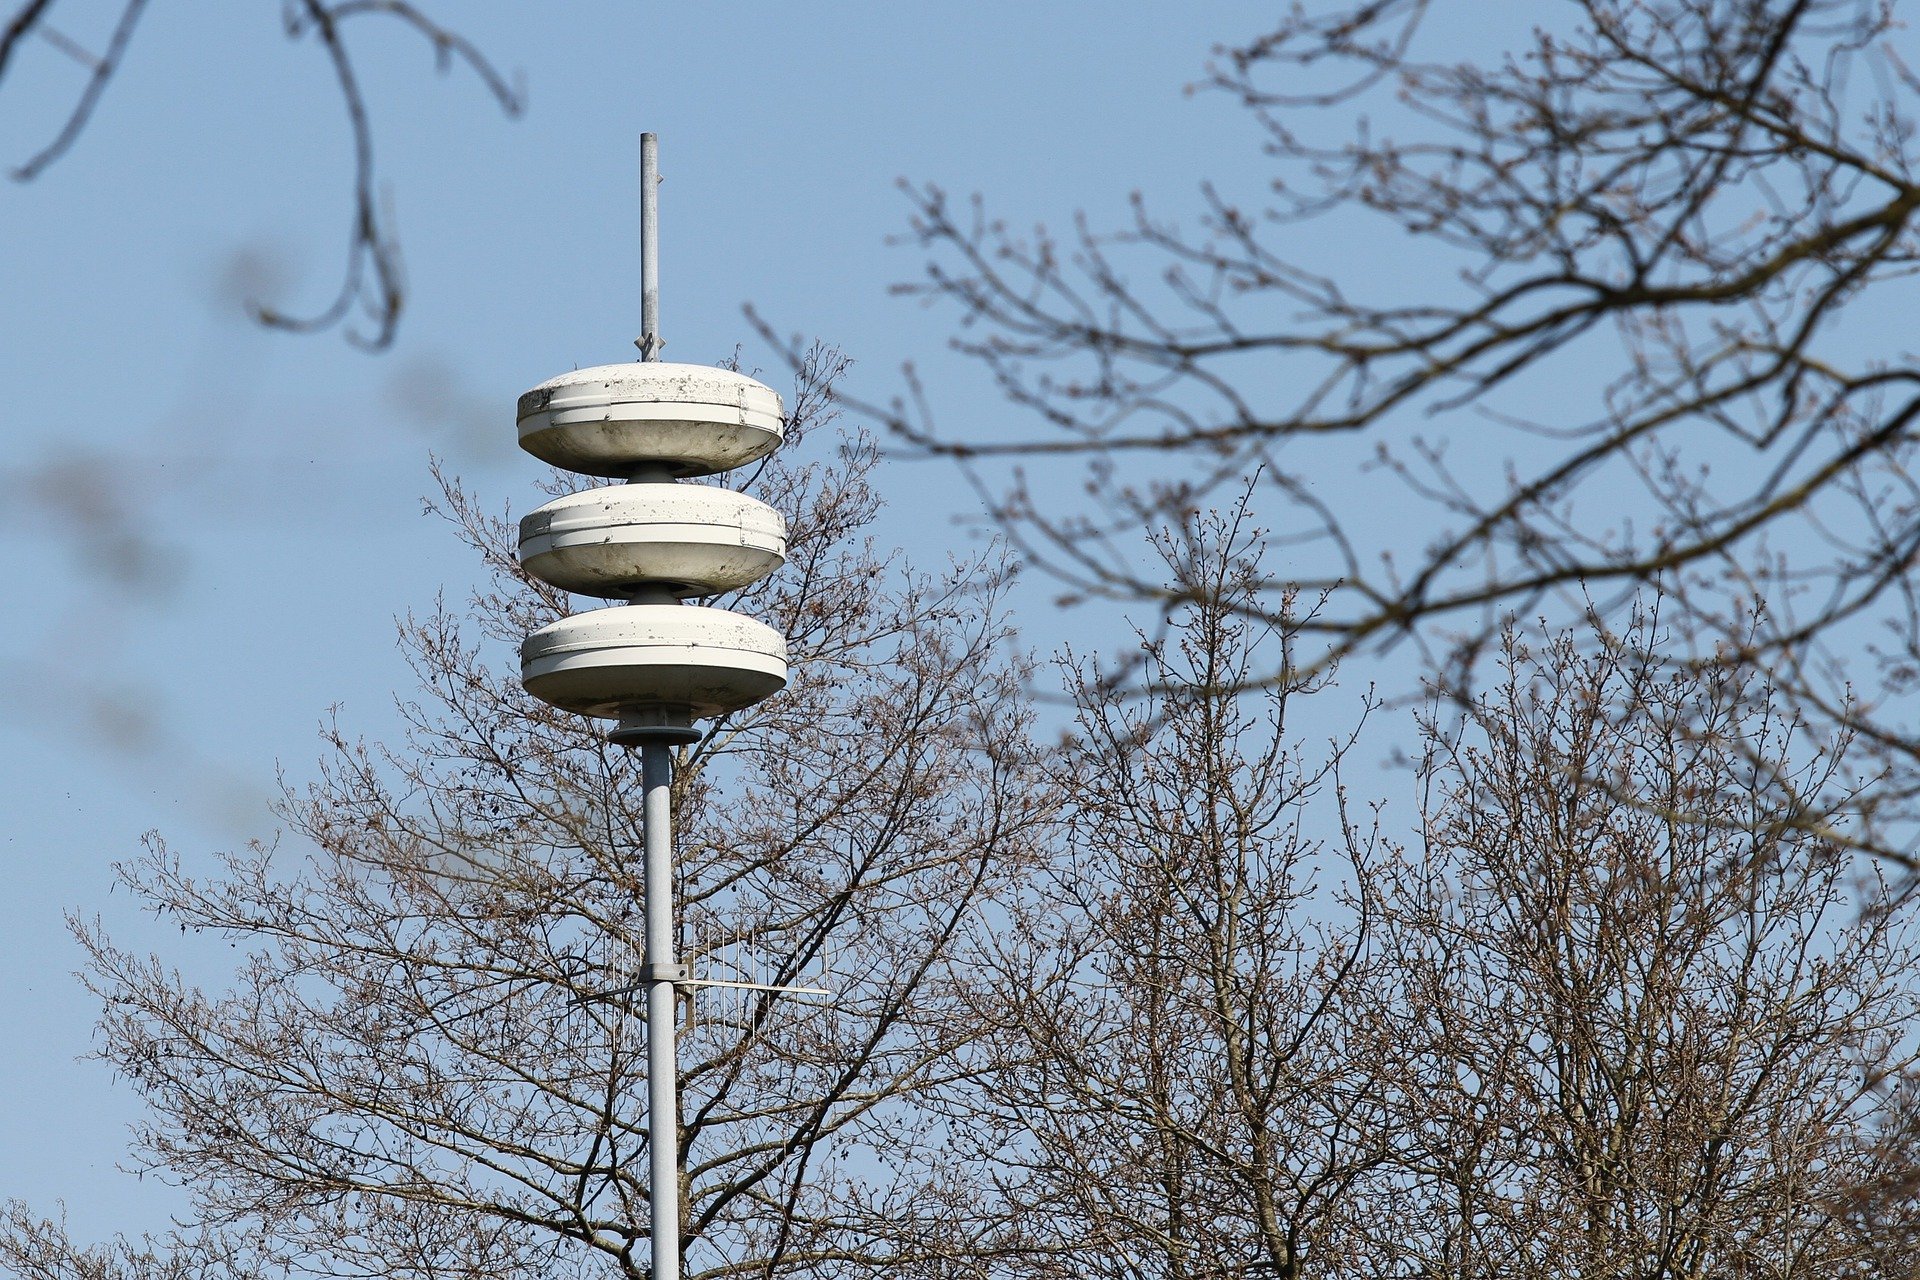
[{"xmin": 608, "ymin": 705, "xmax": 702, "ymax": 746}]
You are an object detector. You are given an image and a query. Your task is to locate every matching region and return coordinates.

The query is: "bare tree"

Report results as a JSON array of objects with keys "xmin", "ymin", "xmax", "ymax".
[
  {"xmin": 0, "ymin": 347, "xmax": 1052, "ymax": 1280},
  {"xmin": 935, "ymin": 505, "xmax": 1920, "ymax": 1278},
  {"xmin": 855, "ymin": 0, "xmax": 1920, "ymax": 865},
  {"xmin": 941, "ymin": 505, "xmax": 1393, "ymax": 1280},
  {"xmin": 6, "ymin": 334, "xmax": 1916, "ymax": 1277},
  {"xmin": 1, "ymin": 1, "xmax": 522, "ymax": 348},
  {"xmin": 1370, "ymin": 621, "xmax": 1920, "ymax": 1276}
]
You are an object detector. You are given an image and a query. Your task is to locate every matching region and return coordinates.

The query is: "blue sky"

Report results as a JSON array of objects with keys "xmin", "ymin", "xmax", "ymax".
[{"xmin": 0, "ymin": 1, "xmax": 1305, "ymax": 1240}]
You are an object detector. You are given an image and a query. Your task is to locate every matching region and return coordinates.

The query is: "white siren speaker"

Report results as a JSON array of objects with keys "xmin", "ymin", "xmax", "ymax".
[
  {"xmin": 519, "ymin": 484, "xmax": 786, "ymax": 599},
  {"xmin": 521, "ymin": 605, "xmax": 788, "ymax": 721},
  {"xmin": 518, "ymin": 363, "xmax": 784, "ymax": 478}
]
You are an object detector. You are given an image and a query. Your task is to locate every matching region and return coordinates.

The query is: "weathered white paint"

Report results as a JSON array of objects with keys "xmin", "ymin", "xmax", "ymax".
[
  {"xmin": 520, "ymin": 603, "xmax": 787, "ymax": 719},
  {"xmin": 518, "ymin": 482, "xmax": 786, "ymax": 598},
  {"xmin": 516, "ymin": 362, "xmax": 784, "ymax": 477}
]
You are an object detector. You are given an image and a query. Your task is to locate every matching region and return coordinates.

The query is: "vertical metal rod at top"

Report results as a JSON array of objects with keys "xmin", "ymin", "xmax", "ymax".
[
  {"xmin": 640, "ymin": 132, "xmax": 661, "ymax": 361},
  {"xmin": 642, "ymin": 739, "xmax": 681, "ymax": 1280}
]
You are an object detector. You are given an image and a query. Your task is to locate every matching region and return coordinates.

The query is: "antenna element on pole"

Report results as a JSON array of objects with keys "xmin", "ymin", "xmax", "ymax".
[{"xmin": 638, "ymin": 132, "xmax": 662, "ymax": 360}]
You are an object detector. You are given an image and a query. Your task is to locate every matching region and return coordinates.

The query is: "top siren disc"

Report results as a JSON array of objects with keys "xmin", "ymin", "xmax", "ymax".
[{"xmin": 518, "ymin": 362, "xmax": 784, "ymax": 478}]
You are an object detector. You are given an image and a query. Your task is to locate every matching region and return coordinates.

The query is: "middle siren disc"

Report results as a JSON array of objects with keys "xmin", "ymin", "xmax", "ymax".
[{"xmin": 520, "ymin": 484, "xmax": 787, "ymax": 598}]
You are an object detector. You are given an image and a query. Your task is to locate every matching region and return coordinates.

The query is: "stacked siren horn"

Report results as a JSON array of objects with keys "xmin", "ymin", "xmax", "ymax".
[
  {"xmin": 515, "ymin": 361, "xmax": 789, "ymax": 744},
  {"xmin": 515, "ymin": 134, "xmax": 802, "ymax": 1280}
]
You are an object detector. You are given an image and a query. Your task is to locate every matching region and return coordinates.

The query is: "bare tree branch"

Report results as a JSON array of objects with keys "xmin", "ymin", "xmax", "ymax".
[
  {"xmin": 10, "ymin": 0, "xmax": 146, "ymax": 181},
  {"xmin": 1, "ymin": 0, "xmax": 524, "ymax": 349},
  {"xmin": 0, "ymin": 0, "xmax": 57, "ymax": 82},
  {"xmin": 825, "ymin": 0, "xmax": 1920, "ymax": 866}
]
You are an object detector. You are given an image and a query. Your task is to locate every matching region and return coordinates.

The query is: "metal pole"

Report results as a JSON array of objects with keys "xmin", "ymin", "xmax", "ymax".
[
  {"xmin": 641, "ymin": 739, "xmax": 680, "ymax": 1280},
  {"xmin": 639, "ymin": 133, "xmax": 661, "ymax": 361},
  {"xmin": 639, "ymin": 140, "xmax": 675, "ymax": 1279}
]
